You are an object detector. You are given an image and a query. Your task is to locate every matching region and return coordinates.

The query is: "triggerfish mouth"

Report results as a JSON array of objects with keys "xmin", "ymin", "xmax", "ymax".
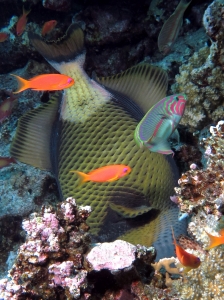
[{"xmin": 10, "ymin": 24, "xmax": 187, "ymax": 260}]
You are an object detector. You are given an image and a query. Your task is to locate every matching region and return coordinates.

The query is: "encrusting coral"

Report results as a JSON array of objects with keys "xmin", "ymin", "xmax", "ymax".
[
  {"xmin": 172, "ymin": 0, "xmax": 224, "ymax": 131},
  {"xmin": 174, "ymin": 120, "xmax": 224, "ymax": 215}
]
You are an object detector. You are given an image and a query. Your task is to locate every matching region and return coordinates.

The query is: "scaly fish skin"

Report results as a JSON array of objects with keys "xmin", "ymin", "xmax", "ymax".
[{"xmin": 11, "ymin": 25, "xmax": 188, "ymax": 259}]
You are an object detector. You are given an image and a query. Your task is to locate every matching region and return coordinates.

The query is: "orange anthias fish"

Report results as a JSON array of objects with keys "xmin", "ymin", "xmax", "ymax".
[
  {"xmin": 70, "ymin": 165, "xmax": 132, "ymax": 185},
  {"xmin": 42, "ymin": 20, "xmax": 57, "ymax": 36},
  {"xmin": 205, "ymin": 229, "xmax": 224, "ymax": 250},
  {"xmin": 0, "ymin": 32, "xmax": 8, "ymax": 42},
  {"xmin": 172, "ymin": 227, "xmax": 201, "ymax": 273},
  {"xmin": 16, "ymin": 7, "xmax": 31, "ymax": 36},
  {"xmin": 0, "ymin": 91, "xmax": 17, "ymax": 123},
  {"xmin": 11, "ymin": 74, "xmax": 75, "ymax": 93},
  {"xmin": 0, "ymin": 157, "xmax": 16, "ymax": 169},
  {"xmin": 158, "ymin": 0, "xmax": 192, "ymax": 55}
]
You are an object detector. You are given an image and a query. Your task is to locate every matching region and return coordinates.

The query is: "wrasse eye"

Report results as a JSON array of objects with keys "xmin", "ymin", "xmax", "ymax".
[{"xmin": 174, "ymin": 96, "xmax": 179, "ymax": 101}]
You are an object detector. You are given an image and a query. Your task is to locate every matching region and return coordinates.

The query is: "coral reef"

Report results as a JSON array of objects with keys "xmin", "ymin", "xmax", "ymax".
[
  {"xmin": 0, "ymin": 197, "xmax": 159, "ymax": 299},
  {"xmin": 174, "ymin": 120, "xmax": 224, "ymax": 215},
  {"xmin": 0, "ymin": 197, "xmax": 91, "ymax": 299},
  {"xmin": 172, "ymin": 0, "xmax": 224, "ymax": 131}
]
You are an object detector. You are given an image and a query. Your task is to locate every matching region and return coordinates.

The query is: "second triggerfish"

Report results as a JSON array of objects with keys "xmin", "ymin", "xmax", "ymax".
[
  {"xmin": 172, "ymin": 227, "xmax": 201, "ymax": 273},
  {"xmin": 11, "ymin": 74, "xmax": 75, "ymax": 93},
  {"xmin": 70, "ymin": 165, "xmax": 131, "ymax": 185},
  {"xmin": 134, "ymin": 94, "xmax": 187, "ymax": 155}
]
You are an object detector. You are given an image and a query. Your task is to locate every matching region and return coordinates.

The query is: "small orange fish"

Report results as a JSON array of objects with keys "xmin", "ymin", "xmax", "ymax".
[
  {"xmin": 70, "ymin": 164, "xmax": 131, "ymax": 185},
  {"xmin": 0, "ymin": 91, "xmax": 17, "ymax": 122},
  {"xmin": 0, "ymin": 157, "xmax": 16, "ymax": 169},
  {"xmin": 172, "ymin": 227, "xmax": 201, "ymax": 272},
  {"xmin": 205, "ymin": 229, "xmax": 224, "ymax": 250},
  {"xmin": 16, "ymin": 7, "xmax": 31, "ymax": 36},
  {"xmin": 158, "ymin": 0, "xmax": 192, "ymax": 55},
  {"xmin": 11, "ymin": 74, "xmax": 75, "ymax": 93},
  {"xmin": 0, "ymin": 32, "xmax": 8, "ymax": 42},
  {"xmin": 42, "ymin": 20, "xmax": 57, "ymax": 36}
]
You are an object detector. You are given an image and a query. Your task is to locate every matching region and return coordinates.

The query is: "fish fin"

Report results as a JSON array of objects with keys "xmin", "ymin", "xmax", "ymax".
[
  {"xmin": 11, "ymin": 74, "xmax": 29, "ymax": 94},
  {"xmin": 219, "ymin": 228, "xmax": 224, "ymax": 236},
  {"xmin": 70, "ymin": 170, "xmax": 89, "ymax": 185},
  {"xmin": 95, "ymin": 63, "xmax": 168, "ymax": 116},
  {"xmin": 23, "ymin": 6, "xmax": 31, "ymax": 16},
  {"xmin": 183, "ymin": 266, "xmax": 192, "ymax": 273},
  {"xmin": 170, "ymin": 128, "xmax": 180, "ymax": 143},
  {"xmin": 28, "ymin": 24, "xmax": 84, "ymax": 68},
  {"xmin": 109, "ymin": 202, "xmax": 153, "ymax": 218},
  {"xmin": 145, "ymin": 139, "xmax": 173, "ymax": 155},
  {"xmin": 10, "ymin": 93, "xmax": 61, "ymax": 170},
  {"xmin": 204, "ymin": 230, "xmax": 222, "ymax": 250}
]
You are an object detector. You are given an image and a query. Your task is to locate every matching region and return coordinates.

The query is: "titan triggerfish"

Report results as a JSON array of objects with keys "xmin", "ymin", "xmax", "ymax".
[{"xmin": 10, "ymin": 24, "xmax": 187, "ymax": 259}]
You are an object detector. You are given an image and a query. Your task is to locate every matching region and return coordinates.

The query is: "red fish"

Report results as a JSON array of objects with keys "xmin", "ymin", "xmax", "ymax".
[
  {"xmin": 11, "ymin": 74, "xmax": 75, "ymax": 93},
  {"xmin": 205, "ymin": 229, "xmax": 224, "ymax": 250},
  {"xmin": 0, "ymin": 91, "xmax": 17, "ymax": 123},
  {"xmin": 16, "ymin": 7, "xmax": 31, "ymax": 36},
  {"xmin": 42, "ymin": 20, "xmax": 57, "ymax": 36},
  {"xmin": 172, "ymin": 227, "xmax": 201, "ymax": 272},
  {"xmin": 70, "ymin": 164, "xmax": 131, "ymax": 185},
  {"xmin": 0, "ymin": 32, "xmax": 8, "ymax": 42},
  {"xmin": 0, "ymin": 157, "xmax": 16, "ymax": 169}
]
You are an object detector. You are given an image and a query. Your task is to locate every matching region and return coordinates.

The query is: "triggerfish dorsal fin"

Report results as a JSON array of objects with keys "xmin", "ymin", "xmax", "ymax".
[
  {"xmin": 95, "ymin": 63, "xmax": 168, "ymax": 115},
  {"xmin": 10, "ymin": 94, "xmax": 61, "ymax": 170},
  {"xmin": 28, "ymin": 24, "xmax": 84, "ymax": 66}
]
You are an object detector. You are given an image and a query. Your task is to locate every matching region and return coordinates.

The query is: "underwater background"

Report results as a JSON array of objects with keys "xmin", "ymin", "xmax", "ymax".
[{"xmin": 0, "ymin": 0, "xmax": 224, "ymax": 299}]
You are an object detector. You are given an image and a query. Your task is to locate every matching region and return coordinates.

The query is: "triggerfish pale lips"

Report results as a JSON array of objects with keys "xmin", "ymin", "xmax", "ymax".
[
  {"xmin": 10, "ymin": 24, "xmax": 188, "ymax": 260},
  {"xmin": 134, "ymin": 94, "xmax": 187, "ymax": 155}
]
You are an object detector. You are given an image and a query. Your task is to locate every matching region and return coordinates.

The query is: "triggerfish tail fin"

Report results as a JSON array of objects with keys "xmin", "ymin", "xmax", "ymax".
[
  {"xmin": 10, "ymin": 93, "xmax": 61, "ymax": 170},
  {"xmin": 28, "ymin": 24, "xmax": 85, "ymax": 71},
  {"xmin": 11, "ymin": 74, "xmax": 30, "ymax": 94},
  {"xmin": 70, "ymin": 170, "xmax": 89, "ymax": 185},
  {"xmin": 204, "ymin": 230, "xmax": 224, "ymax": 250},
  {"xmin": 95, "ymin": 63, "xmax": 168, "ymax": 116}
]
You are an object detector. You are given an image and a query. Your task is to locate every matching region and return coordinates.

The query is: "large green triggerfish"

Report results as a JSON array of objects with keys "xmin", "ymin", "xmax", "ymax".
[
  {"xmin": 10, "ymin": 24, "xmax": 187, "ymax": 260},
  {"xmin": 134, "ymin": 94, "xmax": 187, "ymax": 155}
]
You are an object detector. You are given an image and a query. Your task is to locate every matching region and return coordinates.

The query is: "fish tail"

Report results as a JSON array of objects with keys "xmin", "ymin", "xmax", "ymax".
[
  {"xmin": 23, "ymin": 6, "xmax": 31, "ymax": 16},
  {"xmin": 28, "ymin": 24, "xmax": 85, "ymax": 72},
  {"xmin": 70, "ymin": 170, "xmax": 89, "ymax": 185},
  {"xmin": 205, "ymin": 230, "xmax": 222, "ymax": 250},
  {"xmin": 11, "ymin": 74, "xmax": 29, "ymax": 94}
]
